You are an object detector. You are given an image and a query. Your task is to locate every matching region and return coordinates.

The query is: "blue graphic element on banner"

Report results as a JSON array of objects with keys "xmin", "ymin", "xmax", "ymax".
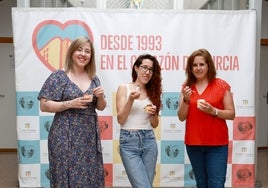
[
  {"xmin": 37, "ymin": 24, "xmax": 90, "ymax": 49},
  {"xmin": 161, "ymin": 92, "xmax": 180, "ymax": 116},
  {"xmin": 160, "ymin": 140, "xmax": 184, "ymax": 164},
  {"xmin": 184, "ymin": 164, "xmax": 196, "ymax": 187},
  {"xmin": 18, "ymin": 140, "xmax": 40, "ymax": 164},
  {"xmin": 41, "ymin": 164, "xmax": 50, "ymax": 187},
  {"xmin": 16, "ymin": 92, "xmax": 39, "ymax": 116},
  {"xmin": 40, "ymin": 116, "xmax": 54, "ymax": 140}
]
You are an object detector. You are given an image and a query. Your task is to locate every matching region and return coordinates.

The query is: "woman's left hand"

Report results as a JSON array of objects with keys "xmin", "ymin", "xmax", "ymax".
[
  {"xmin": 197, "ymin": 100, "xmax": 215, "ymax": 115},
  {"xmin": 93, "ymin": 86, "xmax": 105, "ymax": 98},
  {"xmin": 145, "ymin": 104, "xmax": 157, "ymax": 116}
]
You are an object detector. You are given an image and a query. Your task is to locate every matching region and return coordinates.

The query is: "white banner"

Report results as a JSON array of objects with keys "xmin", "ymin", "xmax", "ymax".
[{"xmin": 12, "ymin": 8, "xmax": 256, "ymax": 187}]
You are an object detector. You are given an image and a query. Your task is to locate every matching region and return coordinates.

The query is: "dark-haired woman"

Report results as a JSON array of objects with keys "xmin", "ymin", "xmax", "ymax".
[{"xmin": 116, "ymin": 54, "xmax": 162, "ymax": 188}]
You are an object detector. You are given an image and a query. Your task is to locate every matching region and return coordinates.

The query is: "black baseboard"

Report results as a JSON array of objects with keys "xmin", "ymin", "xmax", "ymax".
[
  {"xmin": 257, "ymin": 146, "xmax": 268, "ymax": 150},
  {"xmin": 0, "ymin": 148, "xmax": 17, "ymax": 152}
]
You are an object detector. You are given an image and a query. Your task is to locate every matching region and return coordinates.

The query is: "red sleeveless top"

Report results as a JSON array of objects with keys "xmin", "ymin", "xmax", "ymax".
[{"xmin": 184, "ymin": 78, "xmax": 230, "ymax": 145}]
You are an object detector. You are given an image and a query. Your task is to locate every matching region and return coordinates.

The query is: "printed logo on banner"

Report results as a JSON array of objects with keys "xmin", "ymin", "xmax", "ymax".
[
  {"xmin": 17, "ymin": 92, "xmax": 39, "ymax": 116},
  {"xmin": 32, "ymin": 20, "xmax": 94, "ymax": 72},
  {"xmin": 160, "ymin": 140, "xmax": 184, "ymax": 164},
  {"xmin": 98, "ymin": 116, "xmax": 113, "ymax": 140},
  {"xmin": 104, "ymin": 163, "xmax": 113, "ymax": 187},
  {"xmin": 18, "ymin": 140, "xmax": 40, "ymax": 164},
  {"xmin": 17, "ymin": 116, "xmax": 40, "ymax": 140},
  {"xmin": 113, "ymin": 164, "xmax": 131, "ymax": 187},
  {"xmin": 160, "ymin": 117, "xmax": 185, "ymax": 140},
  {"xmin": 161, "ymin": 92, "xmax": 180, "ymax": 116},
  {"xmin": 39, "ymin": 116, "xmax": 53, "ymax": 140},
  {"xmin": 232, "ymin": 164, "xmax": 255, "ymax": 187},
  {"xmin": 233, "ymin": 116, "xmax": 255, "ymax": 140},
  {"xmin": 18, "ymin": 164, "xmax": 41, "ymax": 186},
  {"xmin": 159, "ymin": 164, "xmax": 184, "ymax": 187}
]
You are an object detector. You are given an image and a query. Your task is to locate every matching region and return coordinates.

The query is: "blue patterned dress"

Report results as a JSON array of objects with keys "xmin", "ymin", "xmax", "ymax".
[{"xmin": 38, "ymin": 70, "xmax": 104, "ymax": 188}]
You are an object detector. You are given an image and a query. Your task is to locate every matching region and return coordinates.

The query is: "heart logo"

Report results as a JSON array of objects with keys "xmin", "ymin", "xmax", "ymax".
[
  {"xmin": 32, "ymin": 20, "xmax": 94, "ymax": 72},
  {"xmin": 165, "ymin": 145, "xmax": 179, "ymax": 158}
]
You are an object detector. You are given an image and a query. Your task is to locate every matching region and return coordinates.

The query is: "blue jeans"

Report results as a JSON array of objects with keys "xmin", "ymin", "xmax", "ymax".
[
  {"xmin": 119, "ymin": 129, "xmax": 158, "ymax": 188},
  {"xmin": 186, "ymin": 145, "xmax": 228, "ymax": 188}
]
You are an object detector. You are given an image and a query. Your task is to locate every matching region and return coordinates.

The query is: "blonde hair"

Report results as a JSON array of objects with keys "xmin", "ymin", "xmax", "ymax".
[{"xmin": 64, "ymin": 36, "xmax": 96, "ymax": 79}]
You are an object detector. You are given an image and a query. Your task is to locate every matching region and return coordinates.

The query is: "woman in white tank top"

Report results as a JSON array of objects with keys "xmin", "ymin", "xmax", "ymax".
[{"xmin": 116, "ymin": 54, "xmax": 162, "ymax": 188}]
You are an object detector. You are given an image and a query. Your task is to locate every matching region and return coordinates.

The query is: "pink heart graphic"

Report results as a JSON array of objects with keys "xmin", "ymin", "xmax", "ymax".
[{"xmin": 32, "ymin": 20, "xmax": 94, "ymax": 72}]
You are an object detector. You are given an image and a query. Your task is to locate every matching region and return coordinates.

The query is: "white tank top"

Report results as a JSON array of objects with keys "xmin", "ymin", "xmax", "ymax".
[{"xmin": 121, "ymin": 84, "xmax": 153, "ymax": 130}]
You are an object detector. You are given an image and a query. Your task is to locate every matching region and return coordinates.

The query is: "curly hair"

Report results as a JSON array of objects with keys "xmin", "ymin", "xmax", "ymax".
[
  {"xmin": 185, "ymin": 48, "xmax": 216, "ymax": 87},
  {"xmin": 131, "ymin": 54, "xmax": 162, "ymax": 114}
]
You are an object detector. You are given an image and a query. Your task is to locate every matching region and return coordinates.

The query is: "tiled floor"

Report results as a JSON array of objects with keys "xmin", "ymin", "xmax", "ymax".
[
  {"xmin": 255, "ymin": 148, "xmax": 268, "ymax": 188},
  {"xmin": 0, "ymin": 148, "xmax": 267, "ymax": 188},
  {"xmin": 0, "ymin": 152, "xmax": 18, "ymax": 188}
]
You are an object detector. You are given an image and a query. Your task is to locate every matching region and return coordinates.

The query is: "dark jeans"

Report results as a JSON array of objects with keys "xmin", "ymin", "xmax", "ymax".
[{"xmin": 186, "ymin": 145, "xmax": 228, "ymax": 188}]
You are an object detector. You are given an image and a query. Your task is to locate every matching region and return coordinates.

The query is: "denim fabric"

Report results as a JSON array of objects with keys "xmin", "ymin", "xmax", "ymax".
[
  {"xmin": 186, "ymin": 145, "xmax": 228, "ymax": 188},
  {"xmin": 119, "ymin": 129, "xmax": 158, "ymax": 188}
]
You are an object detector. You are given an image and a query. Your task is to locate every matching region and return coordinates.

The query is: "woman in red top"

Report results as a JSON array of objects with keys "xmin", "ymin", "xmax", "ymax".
[{"xmin": 178, "ymin": 49, "xmax": 235, "ymax": 188}]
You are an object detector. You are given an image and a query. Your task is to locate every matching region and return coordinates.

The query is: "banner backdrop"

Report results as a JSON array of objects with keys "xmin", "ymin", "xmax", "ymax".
[{"xmin": 12, "ymin": 8, "xmax": 256, "ymax": 188}]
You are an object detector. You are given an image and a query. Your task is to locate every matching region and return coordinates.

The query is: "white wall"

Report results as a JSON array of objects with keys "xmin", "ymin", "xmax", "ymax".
[
  {"xmin": 259, "ymin": 45, "xmax": 268, "ymax": 147},
  {"xmin": 258, "ymin": 0, "xmax": 268, "ymax": 147},
  {"xmin": 0, "ymin": 0, "xmax": 15, "ymax": 36},
  {"xmin": 0, "ymin": 0, "xmax": 17, "ymax": 148},
  {"xmin": 261, "ymin": 0, "xmax": 268, "ymax": 38},
  {"xmin": 0, "ymin": 43, "xmax": 16, "ymax": 148}
]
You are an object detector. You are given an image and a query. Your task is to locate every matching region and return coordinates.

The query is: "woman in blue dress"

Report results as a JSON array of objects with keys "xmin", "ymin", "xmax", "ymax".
[{"xmin": 38, "ymin": 36, "xmax": 106, "ymax": 188}]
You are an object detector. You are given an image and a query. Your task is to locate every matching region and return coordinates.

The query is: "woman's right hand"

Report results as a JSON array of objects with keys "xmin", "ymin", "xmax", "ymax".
[
  {"xmin": 72, "ymin": 96, "xmax": 92, "ymax": 109},
  {"xmin": 182, "ymin": 86, "xmax": 192, "ymax": 101},
  {"xmin": 129, "ymin": 90, "xmax": 140, "ymax": 100}
]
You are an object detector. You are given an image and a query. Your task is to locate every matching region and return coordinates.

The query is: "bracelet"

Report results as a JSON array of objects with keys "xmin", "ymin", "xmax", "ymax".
[
  {"xmin": 213, "ymin": 108, "xmax": 219, "ymax": 117},
  {"xmin": 63, "ymin": 101, "xmax": 72, "ymax": 108},
  {"xmin": 183, "ymin": 97, "xmax": 190, "ymax": 104}
]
